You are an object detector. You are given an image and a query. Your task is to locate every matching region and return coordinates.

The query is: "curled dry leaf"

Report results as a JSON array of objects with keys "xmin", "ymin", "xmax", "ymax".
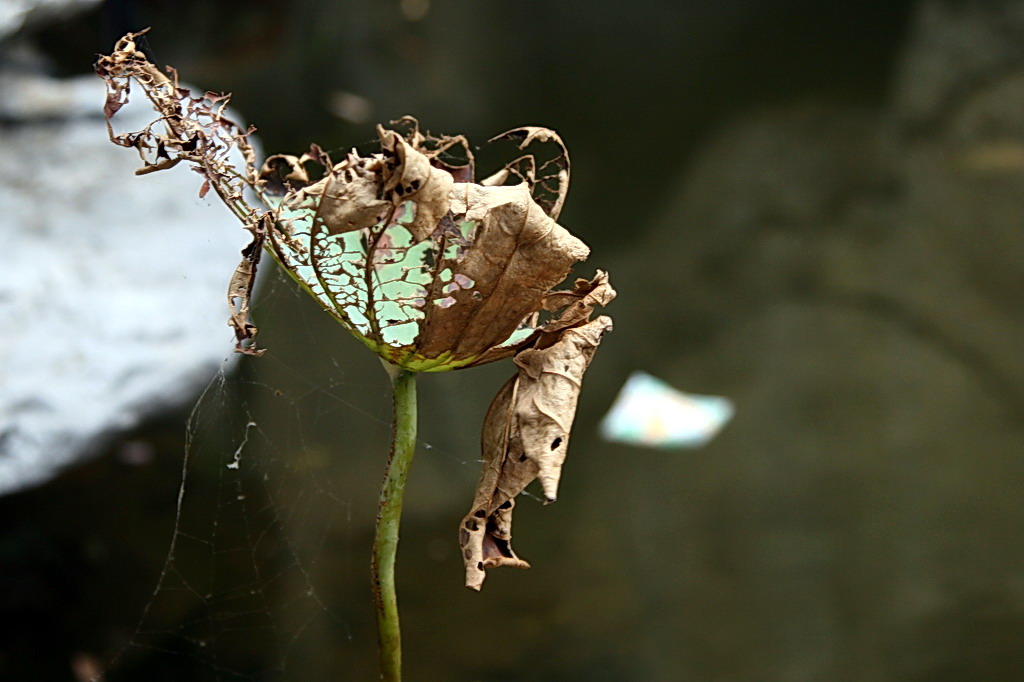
[
  {"xmin": 258, "ymin": 120, "xmax": 592, "ymax": 371},
  {"xmin": 460, "ymin": 274, "xmax": 616, "ymax": 591}
]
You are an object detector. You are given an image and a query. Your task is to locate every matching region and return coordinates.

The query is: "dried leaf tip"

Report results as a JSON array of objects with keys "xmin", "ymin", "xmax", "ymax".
[{"xmin": 96, "ymin": 31, "xmax": 266, "ymax": 354}]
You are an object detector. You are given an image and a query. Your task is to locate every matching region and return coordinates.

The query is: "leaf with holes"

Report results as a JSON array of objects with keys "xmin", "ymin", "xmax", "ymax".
[
  {"xmin": 460, "ymin": 293, "xmax": 614, "ymax": 590},
  {"xmin": 256, "ymin": 120, "xmax": 595, "ymax": 372}
]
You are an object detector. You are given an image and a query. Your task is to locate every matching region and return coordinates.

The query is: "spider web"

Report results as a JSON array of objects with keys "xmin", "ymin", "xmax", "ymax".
[{"xmin": 99, "ymin": 268, "xmax": 513, "ymax": 682}]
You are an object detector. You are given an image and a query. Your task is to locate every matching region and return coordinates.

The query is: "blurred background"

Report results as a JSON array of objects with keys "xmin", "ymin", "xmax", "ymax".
[{"xmin": 3, "ymin": 0, "xmax": 1024, "ymax": 680}]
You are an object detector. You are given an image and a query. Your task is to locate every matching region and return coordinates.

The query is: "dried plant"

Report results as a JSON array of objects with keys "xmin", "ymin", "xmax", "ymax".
[{"xmin": 97, "ymin": 30, "xmax": 614, "ymax": 681}]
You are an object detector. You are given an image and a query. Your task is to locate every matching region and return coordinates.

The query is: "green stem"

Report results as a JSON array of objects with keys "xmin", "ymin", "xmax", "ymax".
[{"xmin": 372, "ymin": 366, "xmax": 418, "ymax": 682}]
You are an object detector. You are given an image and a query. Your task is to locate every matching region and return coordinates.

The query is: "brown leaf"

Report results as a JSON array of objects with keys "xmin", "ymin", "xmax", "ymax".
[
  {"xmin": 460, "ymin": 376, "xmax": 533, "ymax": 592},
  {"xmin": 513, "ymin": 316, "xmax": 613, "ymax": 501},
  {"xmin": 461, "ymin": 314, "xmax": 613, "ymax": 590},
  {"xmin": 252, "ymin": 116, "xmax": 593, "ymax": 368},
  {"xmin": 415, "ymin": 183, "xmax": 590, "ymax": 361}
]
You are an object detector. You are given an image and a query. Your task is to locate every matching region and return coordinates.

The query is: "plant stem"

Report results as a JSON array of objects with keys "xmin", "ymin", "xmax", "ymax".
[{"xmin": 372, "ymin": 366, "xmax": 418, "ymax": 682}]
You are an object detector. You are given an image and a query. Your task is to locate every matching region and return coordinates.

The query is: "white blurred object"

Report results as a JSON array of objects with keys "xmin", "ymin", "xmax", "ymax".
[
  {"xmin": 600, "ymin": 371, "xmax": 734, "ymax": 448},
  {"xmin": 0, "ymin": 70, "xmax": 252, "ymax": 495}
]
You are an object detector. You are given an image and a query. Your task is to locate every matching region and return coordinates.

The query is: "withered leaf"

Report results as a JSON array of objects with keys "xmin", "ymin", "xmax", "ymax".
[
  {"xmin": 414, "ymin": 183, "xmax": 590, "ymax": 361},
  {"xmin": 259, "ymin": 125, "xmax": 593, "ymax": 368},
  {"xmin": 461, "ymin": 308, "xmax": 614, "ymax": 591},
  {"xmin": 459, "ymin": 375, "xmax": 532, "ymax": 591},
  {"xmin": 514, "ymin": 316, "xmax": 613, "ymax": 502}
]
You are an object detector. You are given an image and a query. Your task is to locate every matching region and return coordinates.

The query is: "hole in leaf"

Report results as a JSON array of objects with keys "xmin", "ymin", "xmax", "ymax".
[{"xmin": 550, "ymin": 437, "xmax": 562, "ymax": 450}]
